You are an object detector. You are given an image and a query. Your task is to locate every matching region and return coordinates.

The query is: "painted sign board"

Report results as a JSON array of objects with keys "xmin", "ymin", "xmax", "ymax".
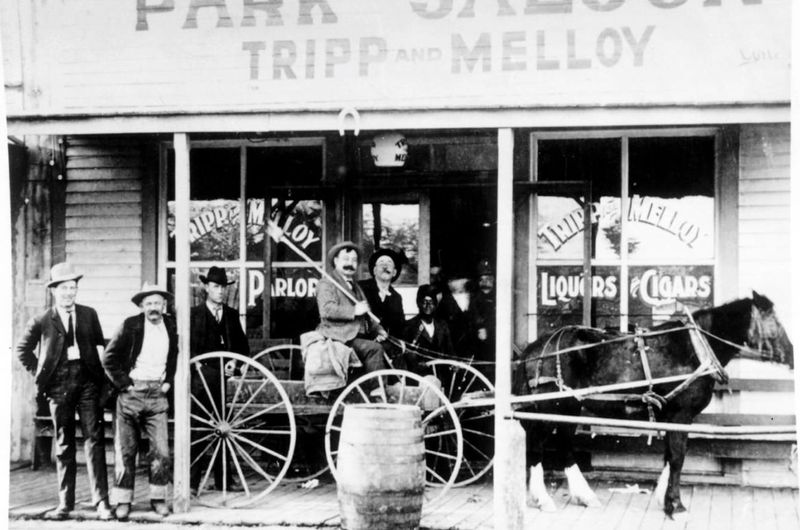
[{"xmin": 4, "ymin": 0, "xmax": 790, "ymax": 114}]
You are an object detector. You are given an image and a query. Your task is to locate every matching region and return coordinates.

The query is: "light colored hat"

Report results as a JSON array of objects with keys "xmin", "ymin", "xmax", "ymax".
[
  {"xmin": 131, "ymin": 282, "xmax": 173, "ymax": 305},
  {"xmin": 46, "ymin": 262, "xmax": 83, "ymax": 288},
  {"xmin": 326, "ymin": 241, "xmax": 360, "ymax": 269}
]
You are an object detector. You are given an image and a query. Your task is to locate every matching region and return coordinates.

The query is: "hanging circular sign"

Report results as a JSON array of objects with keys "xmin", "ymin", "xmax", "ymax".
[{"xmin": 370, "ymin": 133, "xmax": 408, "ymax": 167}]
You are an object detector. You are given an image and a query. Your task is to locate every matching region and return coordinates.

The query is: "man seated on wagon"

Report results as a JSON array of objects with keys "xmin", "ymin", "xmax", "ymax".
[
  {"xmin": 400, "ymin": 284, "xmax": 455, "ymax": 375},
  {"xmin": 314, "ymin": 241, "xmax": 390, "ymax": 382},
  {"xmin": 358, "ymin": 247, "xmax": 407, "ymax": 339}
]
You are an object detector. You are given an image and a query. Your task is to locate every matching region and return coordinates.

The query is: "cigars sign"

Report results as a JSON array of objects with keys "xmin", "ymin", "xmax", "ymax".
[
  {"xmin": 16, "ymin": 0, "xmax": 788, "ymax": 113},
  {"xmin": 538, "ymin": 265, "xmax": 713, "ymax": 308}
]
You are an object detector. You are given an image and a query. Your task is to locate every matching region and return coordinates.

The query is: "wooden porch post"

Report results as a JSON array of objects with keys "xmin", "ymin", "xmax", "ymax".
[
  {"xmin": 1, "ymin": 48, "xmax": 13, "ymax": 517},
  {"xmin": 494, "ymin": 128, "xmax": 525, "ymax": 529},
  {"xmin": 172, "ymin": 133, "xmax": 191, "ymax": 513}
]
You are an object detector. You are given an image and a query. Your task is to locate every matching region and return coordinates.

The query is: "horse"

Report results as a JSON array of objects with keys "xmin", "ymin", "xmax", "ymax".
[{"xmin": 512, "ymin": 291, "xmax": 793, "ymax": 517}]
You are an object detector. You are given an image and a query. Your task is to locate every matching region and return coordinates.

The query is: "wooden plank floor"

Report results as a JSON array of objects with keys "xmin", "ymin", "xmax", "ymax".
[{"xmin": 8, "ymin": 465, "xmax": 799, "ymax": 529}]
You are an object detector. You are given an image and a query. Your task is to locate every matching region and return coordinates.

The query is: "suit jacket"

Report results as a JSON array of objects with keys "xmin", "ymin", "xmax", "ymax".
[
  {"xmin": 102, "ymin": 313, "xmax": 179, "ymax": 391},
  {"xmin": 16, "ymin": 304, "xmax": 106, "ymax": 391},
  {"xmin": 190, "ymin": 303, "xmax": 249, "ymax": 357},
  {"xmin": 436, "ymin": 291, "xmax": 481, "ymax": 356},
  {"xmin": 316, "ymin": 271, "xmax": 383, "ymax": 343},
  {"xmin": 358, "ymin": 278, "xmax": 405, "ymax": 338},
  {"xmin": 402, "ymin": 315, "xmax": 455, "ymax": 359}
]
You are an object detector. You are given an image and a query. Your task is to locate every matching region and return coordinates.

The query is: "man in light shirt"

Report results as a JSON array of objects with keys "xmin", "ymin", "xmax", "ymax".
[
  {"xmin": 102, "ymin": 283, "xmax": 178, "ymax": 520},
  {"xmin": 15, "ymin": 262, "xmax": 112, "ymax": 521}
]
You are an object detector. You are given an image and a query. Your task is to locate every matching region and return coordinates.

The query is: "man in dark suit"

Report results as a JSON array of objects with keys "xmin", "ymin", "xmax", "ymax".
[
  {"xmin": 315, "ymin": 242, "xmax": 389, "ymax": 376},
  {"xmin": 102, "ymin": 283, "xmax": 178, "ymax": 519},
  {"xmin": 189, "ymin": 266, "xmax": 250, "ymax": 494},
  {"xmin": 15, "ymin": 262, "xmax": 112, "ymax": 521},
  {"xmin": 435, "ymin": 265, "xmax": 482, "ymax": 359},
  {"xmin": 402, "ymin": 284, "xmax": 455, "ymax": 375},
  {"xmin": 473, "ymin": 258, "xmax": 496, "ymax": 381},
  {"xmin": 358, "ymin": 248, "xmax": 406, "ymax": 339}
]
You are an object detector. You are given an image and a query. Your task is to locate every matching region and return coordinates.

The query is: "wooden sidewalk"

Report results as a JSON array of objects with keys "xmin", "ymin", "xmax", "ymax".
[{"xmin": 8, "ymin": 464, "xmax": 799, "ymax": 529}]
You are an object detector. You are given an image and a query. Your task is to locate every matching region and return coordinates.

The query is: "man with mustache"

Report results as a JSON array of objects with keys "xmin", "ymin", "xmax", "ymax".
[
  {"xmin": 315, "ymin": 242, "xmax": 389, "ymax": 379},
  {"xmin": 102, "ymin": 283, "xmax": 178, "ymax": 520},
  {"xmin": 15, "ymin": 262, "xmax": 113, "ymax": 521},
  {"xmin": 358, "ymin": 248, "xmax": 406, "ymax": 339}
]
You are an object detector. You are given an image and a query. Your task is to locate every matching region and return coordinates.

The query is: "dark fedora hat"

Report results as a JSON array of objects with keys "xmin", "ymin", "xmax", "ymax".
[
  {"xmin": 131, "ymin": 282, "xmax": 173, "ymax": 306},
  {"xmin": 199, "ymin": 266, "xmax": 235, "ymax": 285},
  {"xmin": 368, "ymin": 248, "xmax": 405, "ymax": 282},
  {"xmin": 46, "ymin": 262, "xmax": 83, "ymax": 288},
  {"xmin": 326, "ymin": 241, "xmax": 361, "ymax": 269}
]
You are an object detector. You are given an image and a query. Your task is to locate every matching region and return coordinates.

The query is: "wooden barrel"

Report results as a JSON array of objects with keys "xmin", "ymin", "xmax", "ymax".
[{"xmin": 337, "ymin": 404, "xmax": 425, "ymax": 530}]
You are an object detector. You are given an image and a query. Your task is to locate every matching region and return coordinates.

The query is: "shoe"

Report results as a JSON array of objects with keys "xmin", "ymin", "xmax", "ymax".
[
  {"xmin": 45, "ymin": 505, "xmax": 70, "ymax": 520},
  {"xmin": 225, "ymin": 480, "xmax": 245, "ymax": 492},
  {"xmin": 96, "ymin": 500, "xmax": 113, "ymax": 521},
  {"xmin": 115, "ymin": 502, "xmax": 130, "ymax": 521},
  {"xmin": 151, "ymin": 499, "xmax": 170, "ymax": 517}
]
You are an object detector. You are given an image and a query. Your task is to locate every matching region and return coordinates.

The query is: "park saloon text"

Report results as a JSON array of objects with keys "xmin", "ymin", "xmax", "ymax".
[{"xmin": 134, "ymin": 0, "xmax": 764, "ymax": 81}]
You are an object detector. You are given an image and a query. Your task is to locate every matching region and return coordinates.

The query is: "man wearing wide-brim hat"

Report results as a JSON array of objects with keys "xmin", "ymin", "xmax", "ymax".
[
  {"xmin": 358, "ymin": 247, "xmax": 407, "ymax": 339},
  {"xmin": 314, "ymin": 241, "xmax": 390, "ymax": 381},
  {"xmin": 15, "ymin": 262, "xmax": 113, "ymax": 521},
  {"xmin": 189, "ymin": 266, "xmax": 249, "ymax": 494},
  {"xmin": 102, "ymin": 282, "xmax": 178, "ymax": 519}
]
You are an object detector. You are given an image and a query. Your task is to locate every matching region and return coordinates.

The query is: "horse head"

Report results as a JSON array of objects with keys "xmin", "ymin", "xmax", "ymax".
[{"xmin": 748, "ymin": 291, "xmax": 793, "ymax": 368}]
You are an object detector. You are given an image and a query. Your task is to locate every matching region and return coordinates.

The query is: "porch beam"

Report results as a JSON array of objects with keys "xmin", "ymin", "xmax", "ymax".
[
  {"xmin": 6, "ymin": 104, "xmax": 790, "ymax": 136},
  {"xmin": 172, "ymin": 133, "xmax": 191, "ymax": 513}
]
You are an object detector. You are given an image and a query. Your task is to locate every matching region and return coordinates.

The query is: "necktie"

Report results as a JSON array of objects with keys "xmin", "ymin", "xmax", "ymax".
[
  {"xmin": 215, "ymin": 307, "xmax": 222, "ymax": 323},
  {"xmin": 66, "ymin": 311, "xmax": 75, "ymax": 347}
]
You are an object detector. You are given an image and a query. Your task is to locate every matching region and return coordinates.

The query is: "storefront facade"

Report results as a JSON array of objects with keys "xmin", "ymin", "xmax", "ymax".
[{"xmin": 5, "ymin": 0, "xmax": 794, "ymax": 509}]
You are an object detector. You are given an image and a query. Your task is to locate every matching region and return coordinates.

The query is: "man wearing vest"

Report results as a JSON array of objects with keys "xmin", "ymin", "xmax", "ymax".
[
  {"xmin": 189, "ymin": 266, "xmax": 250, "ymax": 494},
  {"xmin": 102, "ymin": 283, "xmax": 178, "ymax": 520},
  {"xmin": 15, "ymin": 262, "xmax": 112, "ymax": 520}
]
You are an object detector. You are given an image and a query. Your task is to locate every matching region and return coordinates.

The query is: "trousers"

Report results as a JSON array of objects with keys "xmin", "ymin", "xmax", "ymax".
[
  {"xmin": 46, "ymin": 360, "xmax": 109, "ymax": 508},
  {"xmin": 113, "ymin": 380, "xmax": 171, "ymax": 502}
]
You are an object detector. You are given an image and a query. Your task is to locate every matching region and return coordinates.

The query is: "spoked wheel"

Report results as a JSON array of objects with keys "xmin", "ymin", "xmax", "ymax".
[
  {"xmin": 190, "ymin": 351, "xmax": 296, "ymax": 508},
  {"xmin": 324, "ymin": 369, "xmax": 463, "ymax": 507},
  {"xmin": 252, "ymin": 344, "xmax": 302, "ymax": 380},
  {"xmin": 252, "ymin": 345, "xmax": 329, "ymax": 483},
  {"xmin": 427, "ymin": 359, "xmax": 495, "ymax": 486}
]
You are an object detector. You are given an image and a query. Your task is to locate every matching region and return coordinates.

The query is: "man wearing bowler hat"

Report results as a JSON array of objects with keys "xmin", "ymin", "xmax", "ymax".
[
  {"xmin": 189, "ymin": 266, "xmax": 249, "ymax": 494},
  {"xmin": 102, "ymin": 282, "xmax": 178, "ymax": 519},
  {"xmin": 358, "ymin": 248, "xmax": 407, "ymax": 340},
  {"xmin": 315, "ymin": 242, "xmax": 390, "ymax": 379},
  {"xmin": 15, "ymin": 262, "xmax": 113, "ymax": 521}
]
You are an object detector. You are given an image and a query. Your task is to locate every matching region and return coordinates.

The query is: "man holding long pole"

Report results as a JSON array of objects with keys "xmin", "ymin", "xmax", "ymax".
[{"xmin": 314, "ymin": 241, "xmax": 390, "ymax": 377}]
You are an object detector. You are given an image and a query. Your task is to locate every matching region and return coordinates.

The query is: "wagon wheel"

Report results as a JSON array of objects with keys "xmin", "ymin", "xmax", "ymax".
[
  {"xmin": 190, "ymin": 351, "xmax": 296, "ymax": 508},
  {"xmin": 324, "ymin": 369, "xmax": 463, "ymax": 507},
  {"xmin": 252, "ymin": 345, "xmax": 330, "ymax": 484},
  {"xmin": 426, "ymin": 359, "xmax": 495, "ymax": 487}
]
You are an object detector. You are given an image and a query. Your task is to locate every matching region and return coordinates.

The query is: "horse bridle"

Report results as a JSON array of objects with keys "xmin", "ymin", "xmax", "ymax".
[{"xmin": 746, "ymin": 304, "xmax": 782, "ymax": 360}]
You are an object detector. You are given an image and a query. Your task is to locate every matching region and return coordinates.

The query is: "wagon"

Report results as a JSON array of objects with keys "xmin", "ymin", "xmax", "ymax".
[{"xmin": 189, "ymin": 346, "xmax": 496, "ymax": 508}]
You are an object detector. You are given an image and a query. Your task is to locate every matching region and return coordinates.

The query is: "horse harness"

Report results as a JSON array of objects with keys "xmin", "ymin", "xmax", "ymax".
[{"xmin": 527, "ymin": 315, "xmax": 729, "ymax": 422}]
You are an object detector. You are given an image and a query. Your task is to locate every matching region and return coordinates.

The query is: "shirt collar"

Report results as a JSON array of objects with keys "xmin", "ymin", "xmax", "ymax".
[{"xmin": 206, "ymin": 300, "xmax": 223, "ymax": 314}]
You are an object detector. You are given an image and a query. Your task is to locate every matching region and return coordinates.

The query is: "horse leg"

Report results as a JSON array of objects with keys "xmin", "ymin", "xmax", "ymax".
[
  {"xmin": 659, "ymin": 430, "xmax": 689, "ymax": 517},
  {"xmin": 524, "ymin": 421, "xmax": 557, "ymax": 512},
  {"xmin": 555, "ymin": 424, "xmax": 601, "ymax": 508}
]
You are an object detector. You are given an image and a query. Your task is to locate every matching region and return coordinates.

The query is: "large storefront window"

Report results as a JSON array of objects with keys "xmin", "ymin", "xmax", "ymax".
[
  {"xmin": 163, "ymin": 140, "xmax": 326, "ymax": 343},
  {"xmin": 532, "ymin": 131, "xmax": 716, "ymax": 335}
]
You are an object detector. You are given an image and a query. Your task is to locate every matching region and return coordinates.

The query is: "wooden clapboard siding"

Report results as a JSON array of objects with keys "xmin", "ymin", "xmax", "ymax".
[
  {"xmin": 65, "ymin": 137, "xmax": 144, "ymax": 336},
  {"xmin": 737, "ymin": 124, "xmax": 791, "ymax": 314}
]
